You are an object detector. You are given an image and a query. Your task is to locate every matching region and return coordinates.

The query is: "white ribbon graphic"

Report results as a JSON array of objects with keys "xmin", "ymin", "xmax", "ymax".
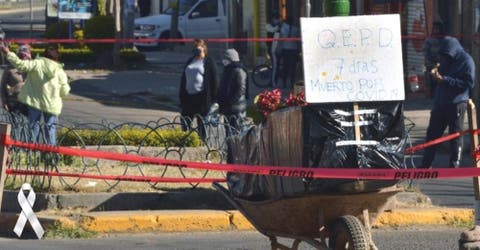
[{"xmin": 13, "ymin": 183, "xmax": 44, "ymax": 239}]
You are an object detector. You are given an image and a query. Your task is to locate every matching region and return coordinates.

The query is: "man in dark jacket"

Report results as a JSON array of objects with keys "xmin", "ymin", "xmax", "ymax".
[
  {"xmin": 217, "ymin": 48, "xmax": 248, "ymax": 133},
  {"xmin": 421, "ymin": 37, "xmax": 475, "ymax": 168}
]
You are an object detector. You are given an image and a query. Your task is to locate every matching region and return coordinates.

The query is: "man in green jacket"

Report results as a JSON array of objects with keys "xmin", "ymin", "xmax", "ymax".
[{"xmin": 0, "ymin": 45, "xmax": 70, "ymax": 144}]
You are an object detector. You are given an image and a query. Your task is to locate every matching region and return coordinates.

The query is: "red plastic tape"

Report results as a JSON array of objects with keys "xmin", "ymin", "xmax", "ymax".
[
  {"xmin": 6, "ymin": 169, "xmax": 225, "ymax": 183},
  {"xmin": 4, "ymin": 136, "xmax": 480, "ymax": 181}
]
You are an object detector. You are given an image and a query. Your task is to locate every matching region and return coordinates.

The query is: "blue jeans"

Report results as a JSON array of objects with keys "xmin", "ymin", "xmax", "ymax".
[{"xmin": 28, "ymin": 107, "xmax": 57, "ymax": 145}]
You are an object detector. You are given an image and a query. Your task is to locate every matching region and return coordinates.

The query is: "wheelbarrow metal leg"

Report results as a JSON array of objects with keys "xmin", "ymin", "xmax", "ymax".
[
  {"xmin": 363, "ymin": 208, "xmax": 378, "ymax": 250},
  {"xmin": 269, "ymin": 236, "xmax": 293, "ymax": 250}
]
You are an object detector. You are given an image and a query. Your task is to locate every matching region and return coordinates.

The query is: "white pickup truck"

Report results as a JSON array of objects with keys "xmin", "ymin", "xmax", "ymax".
[{"xmin": 134, "ymin": 0, "xmax": 228, "ymax": 49}]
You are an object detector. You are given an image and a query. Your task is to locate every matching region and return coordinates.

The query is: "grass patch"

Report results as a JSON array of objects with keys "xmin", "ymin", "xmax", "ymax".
[
  {"xmin": 45, "ymin": 222, "xmax": 98, "ymax": 239},
  {"xmin": 58, "ymin": 126, "xmax": 202, "ymax": 147},
  {"xmin": 448, "ymin": 217, "xmax": 474, "ymax": 229}
]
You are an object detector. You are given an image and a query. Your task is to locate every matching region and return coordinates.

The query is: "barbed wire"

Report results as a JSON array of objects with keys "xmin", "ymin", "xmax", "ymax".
[{"xmin": 1, "ymin": 110, "xmax": 250, "ymax": 191}]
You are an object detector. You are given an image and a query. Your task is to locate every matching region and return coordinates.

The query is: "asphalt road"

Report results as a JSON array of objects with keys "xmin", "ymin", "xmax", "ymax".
[
  {"xmin": 60, "ymin": 69, "xmax": 182, "ymax": 125},
  {"xmin": 0, "ymin": 226, "xmax": 464, "ymax": 250}
]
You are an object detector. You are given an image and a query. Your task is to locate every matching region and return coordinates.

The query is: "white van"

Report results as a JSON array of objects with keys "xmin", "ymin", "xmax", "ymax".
[{"xmin": 134, "ymin": 0, "xmax": 228, "ymax": 49}]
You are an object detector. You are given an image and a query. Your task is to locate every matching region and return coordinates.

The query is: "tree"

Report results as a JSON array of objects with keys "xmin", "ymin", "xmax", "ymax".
[
  {"xmin": 113, "ymin": 0, "xmax": 121, "ymax": 66},
  {"xmin": 96, "ymin": 0, "xmax": 107, "ymax": 16},
  {"xmin": 169, "ymin": 0, "xmax": 180, "ymax": 49}
]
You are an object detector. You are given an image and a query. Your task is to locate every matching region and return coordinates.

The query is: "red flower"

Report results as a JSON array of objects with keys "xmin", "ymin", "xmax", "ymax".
[
  {"xmin": 285, "ymin": 92, "xmax": 307, "ymax": 107},
  {"xmin": 254, "ymin": 89, "xmax": 307, "ymax": 117}
]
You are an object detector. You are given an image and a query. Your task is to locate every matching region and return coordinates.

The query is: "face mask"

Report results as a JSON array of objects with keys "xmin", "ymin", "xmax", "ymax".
[
  {"xmin": 222, "ymin": 59, "xmax": 230, "ymax": 66},
  {"xmin": 193, "ymin": 48, "xmax": 202, "ymax": 57}
]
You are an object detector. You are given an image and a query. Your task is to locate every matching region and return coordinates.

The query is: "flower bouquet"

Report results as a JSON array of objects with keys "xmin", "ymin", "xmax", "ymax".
[{"xmin": 253, "ymin": 89, "xmax": 307, "ymax": 118}]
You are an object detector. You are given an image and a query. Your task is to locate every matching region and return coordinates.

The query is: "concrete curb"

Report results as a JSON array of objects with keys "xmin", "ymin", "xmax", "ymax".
[
  {"xmin": 0, "ymin": 208, "xmax": 474, "ymax": 236},
  {"xmin": 0, "ymin": 190, "xmax": 234, "ymax": 213},
  {"xmin": 375, "ymin": 208, "xmax": 473, "ymax": 228}
]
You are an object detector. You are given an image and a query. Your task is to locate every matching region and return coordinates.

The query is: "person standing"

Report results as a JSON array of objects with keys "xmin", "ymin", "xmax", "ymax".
[
  {"xmin": 420, "ymin": 37, "xmax": 475, "ymax": 168},
  {"xmin": 179, "ymin": 39, "xmax": 218, "ymax": 139},
  {"xmin": 0, "ymin": 44, "xmax": 70, "ymax": 145},
  {"xmin": 217, "ymin": 48, "xmax": 248, "ymax": 133},
  {"xmin": 0, "ymin": 44, "xmax": 30, "ymax": 116},
  {"xmin": 265, "ymin": 11, "xmax": 281, "ymax": 87},
  {"xmin": 279, "ymin": 15, "xmax": 300, "ymax": 89}
]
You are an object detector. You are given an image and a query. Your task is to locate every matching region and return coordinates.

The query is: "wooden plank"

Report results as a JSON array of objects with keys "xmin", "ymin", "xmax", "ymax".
[
  {"xmin": 266, "ymin": 107, "xmax": 303, "ymax": 167},
  {"xmin": 0, "ymin": 123, "xmax": 11, "ymax": 213}
]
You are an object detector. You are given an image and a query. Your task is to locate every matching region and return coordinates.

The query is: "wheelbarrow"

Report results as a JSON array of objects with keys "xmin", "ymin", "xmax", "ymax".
[{"xmin": 213, "ymin": 182, "xmax": 401, "ymax": 250}]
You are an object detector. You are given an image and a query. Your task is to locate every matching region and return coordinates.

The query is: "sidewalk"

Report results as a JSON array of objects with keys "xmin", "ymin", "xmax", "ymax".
[{"xmin": 0, "ymin": 190, "xmax": 474, "ymax": 236}]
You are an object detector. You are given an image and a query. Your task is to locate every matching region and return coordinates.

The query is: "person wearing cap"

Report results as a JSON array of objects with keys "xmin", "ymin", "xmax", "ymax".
[
  {"xmin": 0, "ymin": 44, "xmax": 31, "ymax": 116},
  {"xmin": 0, "ymin": 44, "xmax": 70, "ymax": 145},
  {"xmin": 217, "ymin": 48, "xmax": 248, "ymax": 133},
  {"xmin": 179, "ymin": 39, "xmax": 218, "ymax": 139}
]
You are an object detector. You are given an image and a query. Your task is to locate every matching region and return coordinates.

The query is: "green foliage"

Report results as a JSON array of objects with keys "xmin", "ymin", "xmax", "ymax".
[
  {"xmin": 59, "ymin": 48, "xmax": 96, "ymax": 63},
  {"xmin": 72, "ymin": 24, "xmax": 86, "ymax": 49},
  {"xmin": 8, "ymin": 44, "xmax": 18, "ymax": 53},
  {"xmin": 448, "ymin": 217, "xmax": 474, "ymax": 229},
  {"xmin": 120, "ymin": 48, "xmax": 146, "ymax": 62},
  {"xmin": 84, "ymin": 15, "xmax": 115, "ymax": 54},
  {"xmin": 45, "ymin": 222, "xmax": 98, "ymax": 239},
  {"xmin": 7, "ymin": 45, "xmax": 144, "ymax": 64},
  {"xmin": 58, "ymin": 127, "xmax": 202, "ymax": 147},
  {"xmin": 246, "ymin": 105, "xmax": 265, "ymax": 124},
  {"xmin": 73, "ymin": 29, "xmax": 84, "ymax": 41},
  {"xmin": 45, "ymin": 21, "xmax": 70, "ymax": 39},
  {"xmin": 96, "ymin": 0, "xmax": 107, "ymax": 16}
]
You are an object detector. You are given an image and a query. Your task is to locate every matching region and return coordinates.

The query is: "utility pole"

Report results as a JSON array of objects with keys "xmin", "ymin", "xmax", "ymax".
[
  {"xmin": 113, "ymin": 0, "xmax": 121, "ymax": 66},
  {"xmin": 123, "ymin": 0, "xmax": 135, "ymax": 49},
  {"xmin": 169, "ymin": 0, "xmax": 180, "ymax": 50},
  {"xmin": 29, "ymin": 0, "xmax": 33, "ymax": 38}
]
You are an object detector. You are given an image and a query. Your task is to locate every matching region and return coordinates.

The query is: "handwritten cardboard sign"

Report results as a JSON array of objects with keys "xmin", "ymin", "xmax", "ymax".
[{"xmin": 300, "ymin": 14, "xmax": 405, "ymax": 103}]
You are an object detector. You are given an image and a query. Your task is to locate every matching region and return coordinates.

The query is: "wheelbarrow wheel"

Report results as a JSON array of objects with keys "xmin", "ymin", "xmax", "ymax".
[{"xmin": 329, "ymin": 215, "xmax": 368, "ymax": 250}]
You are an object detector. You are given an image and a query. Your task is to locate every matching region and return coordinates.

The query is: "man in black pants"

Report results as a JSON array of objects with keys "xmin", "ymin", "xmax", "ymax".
[{"xmin": 421, "ymin": 37, "xmax": 475, "ymax": 168}]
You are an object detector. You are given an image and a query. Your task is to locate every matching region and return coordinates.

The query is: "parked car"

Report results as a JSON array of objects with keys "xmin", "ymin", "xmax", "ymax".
[{"xmin": 134, "ymin": 0, "xmax": 227, "ymax": 49}]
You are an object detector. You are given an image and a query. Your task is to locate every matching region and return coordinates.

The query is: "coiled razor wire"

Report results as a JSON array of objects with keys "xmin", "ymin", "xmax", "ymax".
[{"xmin": 1, "ymin": 110, "xmax": 246, "ymax": 191}]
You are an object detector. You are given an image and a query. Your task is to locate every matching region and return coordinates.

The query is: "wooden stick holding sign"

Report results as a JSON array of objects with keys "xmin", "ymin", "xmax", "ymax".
[
  {"xmin": 467, "ymin": 100, "xmax": 480, "ymax": 221},
  {"xmin": 458, "ymin": 99, "xmax": 480, "ymax": 248},
  {"xmin": 353, "ymin": 103, "xmax": 361, "ymax": 141}
]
